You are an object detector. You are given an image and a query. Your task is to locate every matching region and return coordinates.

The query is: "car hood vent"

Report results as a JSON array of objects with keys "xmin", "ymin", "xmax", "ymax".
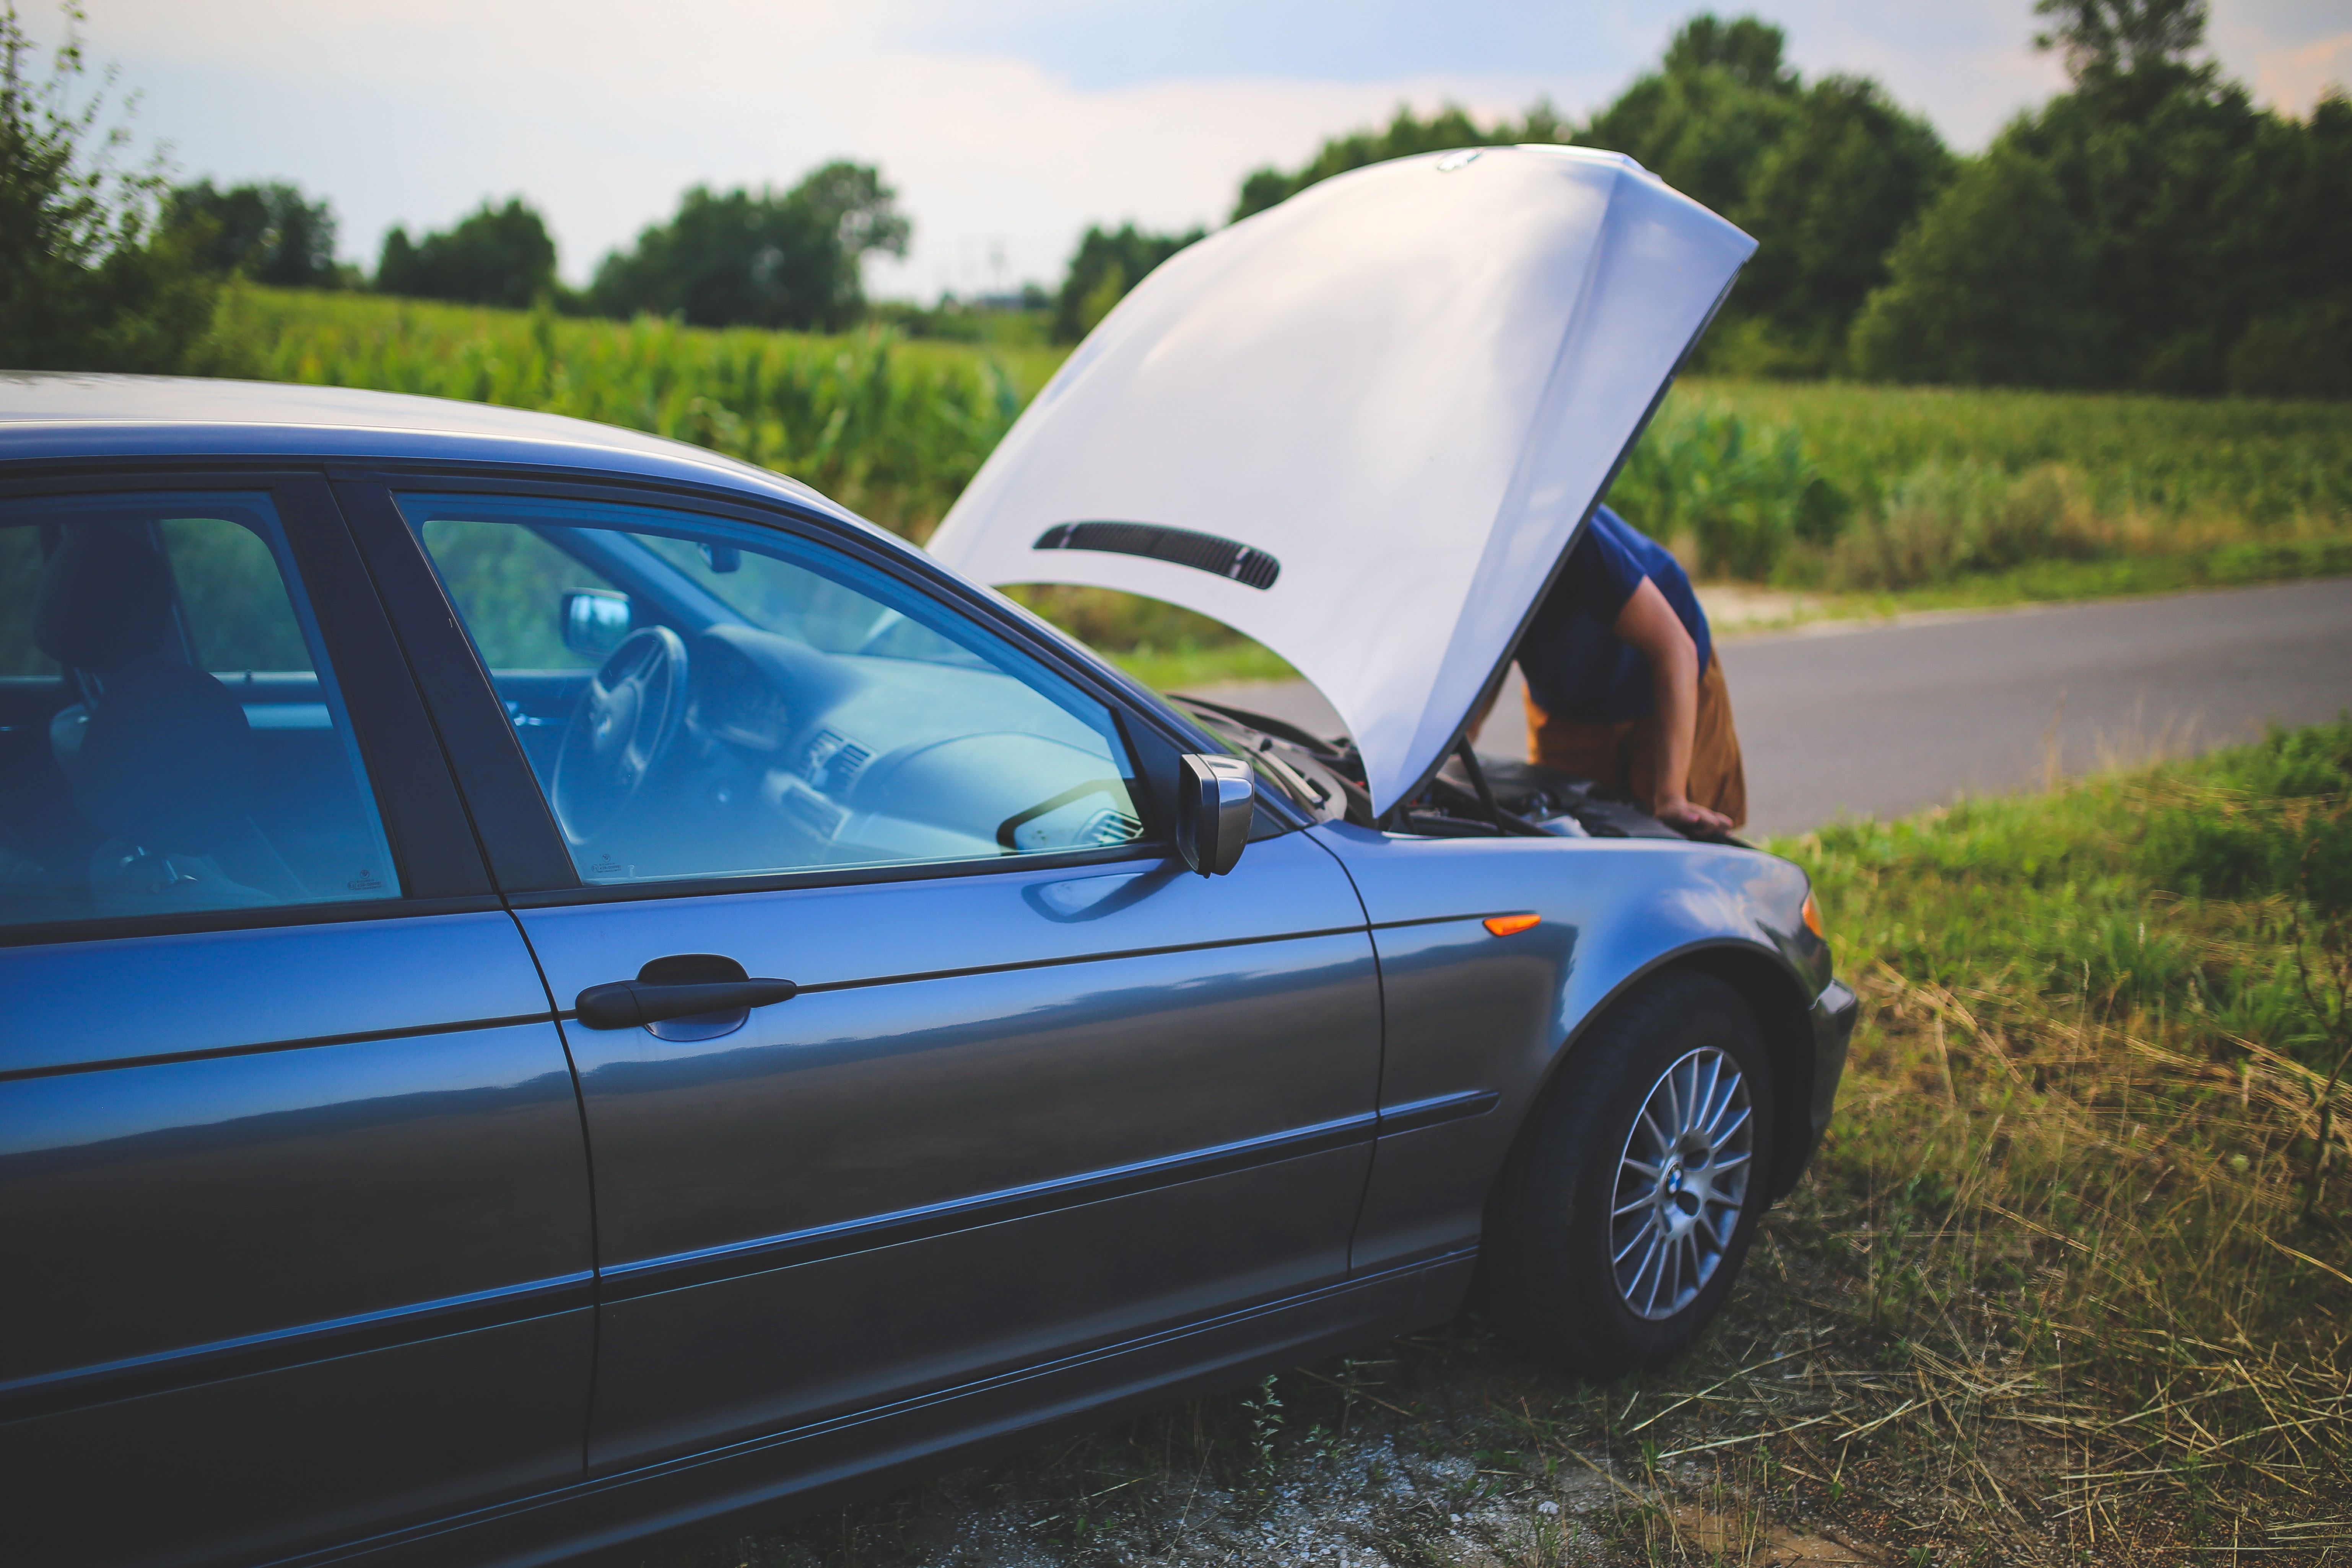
[
  {"xmin": 927, "ymin": 145, "xmax": 1753, "ymax": 814},
  {"xmin": 1033, "ymin": 522, "xmax": 1280, "ymax": 589}
]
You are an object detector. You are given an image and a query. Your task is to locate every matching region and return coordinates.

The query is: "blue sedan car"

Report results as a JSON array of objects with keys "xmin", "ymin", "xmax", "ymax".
[{"xmin": 2, "ymin": 150, "xmax": 1851, "ymax": 1568}]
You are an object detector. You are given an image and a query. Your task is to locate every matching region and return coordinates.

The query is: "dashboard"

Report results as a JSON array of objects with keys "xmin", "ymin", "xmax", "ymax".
[{"xmin": 613, "ymin": 621, "xmax": 1145, "ymax": 880}]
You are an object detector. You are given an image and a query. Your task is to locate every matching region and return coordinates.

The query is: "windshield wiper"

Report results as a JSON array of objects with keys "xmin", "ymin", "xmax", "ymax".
[{"xmin": 1167, "ymin": 694, "xmax": 1341, "ymax": 756}]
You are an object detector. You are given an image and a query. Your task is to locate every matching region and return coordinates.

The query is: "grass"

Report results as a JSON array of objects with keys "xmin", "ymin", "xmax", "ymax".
[
  {"xmin": 647, "ymin": 722, "xmax": 2352, "ymax": 1567},
  {"xmin": 1883, "ymin": 536, "xmax": 2352, "ymax": 609},
  {"xmin": 1680, "ymin": 537, "xmax": 2352, "ymax": 643},
  {"xmin": 203, "ymin": 288, "xmax": 2352, "ymax": 681}
]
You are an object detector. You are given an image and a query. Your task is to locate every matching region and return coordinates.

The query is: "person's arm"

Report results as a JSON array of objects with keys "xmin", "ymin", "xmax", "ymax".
[{"xmin": 1612, "ymin": 577, "xmax": 1733, "ymax": 834}]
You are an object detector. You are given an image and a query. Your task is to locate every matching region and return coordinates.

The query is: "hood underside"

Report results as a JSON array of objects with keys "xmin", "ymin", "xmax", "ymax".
[{"xmin": 926, "ymin": 145, "xmax": 1755, "ymax": 813}]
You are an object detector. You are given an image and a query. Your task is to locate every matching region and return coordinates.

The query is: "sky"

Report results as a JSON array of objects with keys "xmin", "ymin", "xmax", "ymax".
[{"xmin": 49, "ymin": 0, "xmax": 2352, "ymax": 300}]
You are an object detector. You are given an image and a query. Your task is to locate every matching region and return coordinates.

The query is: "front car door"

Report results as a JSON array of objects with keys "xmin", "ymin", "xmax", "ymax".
[
  {"xmin": 0, "ymin": 477, "xmax": 595, "ymax": 1567},
  {"xmin": 350, "ymin": 479, "xmax": 1388, "ymax": 1472}
]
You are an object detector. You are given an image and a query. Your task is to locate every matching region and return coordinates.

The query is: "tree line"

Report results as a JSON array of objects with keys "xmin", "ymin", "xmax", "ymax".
[
  {"xmin": 3, "ymin": 0, "xmax": 2344, "ymax": 397},
  {"xmin": 165, "ymin": 166, "xmax": 909, "ymax": 332},
  {"xmin": 1061, "ymin": 1, "xmax": 2348, "ymax": 397}
]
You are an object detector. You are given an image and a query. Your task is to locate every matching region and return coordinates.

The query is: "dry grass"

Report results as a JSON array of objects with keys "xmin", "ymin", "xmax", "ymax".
[{"xmin": 1725, "ymin": 956, "xmax": 2352, "ymax": 1562}]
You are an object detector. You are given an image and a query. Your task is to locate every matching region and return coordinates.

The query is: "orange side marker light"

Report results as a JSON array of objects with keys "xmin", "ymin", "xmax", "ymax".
[
  {"xmin": 1483, "ymin": 913, "xmax": 1542, "ymax": 937},
  {"xmin": 1801, "ymin": 893, "xmax": 1826, "ymax": 939}
]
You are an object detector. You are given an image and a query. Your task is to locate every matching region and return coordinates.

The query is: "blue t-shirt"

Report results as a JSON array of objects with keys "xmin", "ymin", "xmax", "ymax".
[{"xmin": 1517, "ymin": 507, "xmax": 1712, "ymax": 724}]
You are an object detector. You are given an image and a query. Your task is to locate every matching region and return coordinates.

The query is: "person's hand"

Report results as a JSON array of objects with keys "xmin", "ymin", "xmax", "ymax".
[{"xmin": 1654, "ymin": 796, "xmax": 1734, "ymax": 837}]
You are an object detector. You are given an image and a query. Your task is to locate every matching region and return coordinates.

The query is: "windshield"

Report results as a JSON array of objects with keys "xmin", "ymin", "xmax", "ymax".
[{"xmin": 631, "ymin": 535, "xmax": 993, "ymax": 668}]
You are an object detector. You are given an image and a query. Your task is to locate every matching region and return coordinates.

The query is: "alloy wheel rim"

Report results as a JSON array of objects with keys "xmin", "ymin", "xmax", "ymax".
[{"xmin": 1609, "ymin": 1046, "xmax": 1754, "ymax": 1321}]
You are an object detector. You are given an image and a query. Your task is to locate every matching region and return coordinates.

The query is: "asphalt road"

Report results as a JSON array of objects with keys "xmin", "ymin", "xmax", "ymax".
[{"xmin": 1195, "ymin": 577, "xmax": 2352, "ymax": 836}]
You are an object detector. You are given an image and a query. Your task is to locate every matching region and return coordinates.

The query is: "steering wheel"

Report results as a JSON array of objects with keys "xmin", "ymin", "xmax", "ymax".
[{"xmin": 551, "ymin": 626, "xmax": 689, "ymax": 846}]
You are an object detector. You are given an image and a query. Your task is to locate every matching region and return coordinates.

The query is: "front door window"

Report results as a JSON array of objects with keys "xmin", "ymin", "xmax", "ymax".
[{"xmin": 402, "ymin": 494, "xmax": 1146, "ymax": 886}]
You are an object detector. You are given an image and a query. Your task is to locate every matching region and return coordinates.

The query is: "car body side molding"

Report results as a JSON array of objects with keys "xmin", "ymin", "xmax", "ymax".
[
  {"xmin": 0, "ymin": 1009, "xmax": 556, "ymax": 1084},
  {"xmin": 599, "ymin": 1111, "xmax": 1382, "ymax": 1301},
  {"xmin": 1375, "ymin": 1090, "xmax": 1501, "ymax": 1136},
  {"xmin": 0, "ymin": 1271, "xmax": 595, "ymax": 1422}
]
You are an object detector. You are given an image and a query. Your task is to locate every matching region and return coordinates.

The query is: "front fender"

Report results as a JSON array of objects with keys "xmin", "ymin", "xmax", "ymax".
[{"xmin": 1303, "ymin": 823, "xmax": 1844, "ymax": 1277}]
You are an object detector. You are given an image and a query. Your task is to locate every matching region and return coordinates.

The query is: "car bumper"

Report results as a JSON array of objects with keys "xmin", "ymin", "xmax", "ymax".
[{"xmin": 1778, "ymin": 978, "xmax": 1857, "ymax": 1196}]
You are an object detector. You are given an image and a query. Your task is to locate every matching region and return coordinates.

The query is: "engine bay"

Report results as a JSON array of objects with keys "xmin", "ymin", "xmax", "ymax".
[{"xmin": 1168, "ymin": 697, "xmax": 1700, "ymax": 843}]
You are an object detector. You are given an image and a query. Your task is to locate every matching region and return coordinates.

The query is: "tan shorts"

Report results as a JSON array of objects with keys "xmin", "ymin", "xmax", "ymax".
[{"xmin": 1524, "ymin": 653, "xmax": 1748, "ymax": 830}]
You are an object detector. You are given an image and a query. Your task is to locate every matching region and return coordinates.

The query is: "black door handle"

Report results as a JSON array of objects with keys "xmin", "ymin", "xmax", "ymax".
[{"xmin": 574, "ymin": 977, "xmax": 798, "ymax": 1030}]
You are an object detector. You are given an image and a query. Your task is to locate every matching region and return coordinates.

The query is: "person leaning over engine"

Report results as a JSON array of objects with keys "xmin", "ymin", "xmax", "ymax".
[{"xmin": 1505, "ymin": 504, "xmax": 1746, "ymax": 835}]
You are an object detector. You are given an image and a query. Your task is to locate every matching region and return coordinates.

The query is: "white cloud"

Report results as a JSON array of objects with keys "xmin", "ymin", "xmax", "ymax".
[{"xmin": 2253, "ymin": 33, "xmax": 2352, "ymax": 115}]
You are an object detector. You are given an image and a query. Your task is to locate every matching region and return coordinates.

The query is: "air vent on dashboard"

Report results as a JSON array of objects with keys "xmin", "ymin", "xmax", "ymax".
[
  {"xmin": 800, "ymin": 730, "xmax": 872, "ymax": 793},
  {"xmin": 1081, "ymin": 808, "xmax": 1145, "ymax": 847},
  {"xmin": 1032, "ymin": 522, "xmax": 1280, "ymax": 590}
]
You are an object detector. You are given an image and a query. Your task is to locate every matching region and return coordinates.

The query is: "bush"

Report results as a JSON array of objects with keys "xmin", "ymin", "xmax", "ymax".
[
  {"xmin": 1824, "ymin": 459, "xmax": 2097, "ymax": 589},
  {"xmin": 0, "ymin": 3, "xmax": 214, "ymax": 371}
]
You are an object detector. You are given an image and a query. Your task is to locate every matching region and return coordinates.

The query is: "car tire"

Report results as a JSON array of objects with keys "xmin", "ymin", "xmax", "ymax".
[{"xmin": 1483, "ymin": 968, "xmax": 1776, "ymax": 1379}]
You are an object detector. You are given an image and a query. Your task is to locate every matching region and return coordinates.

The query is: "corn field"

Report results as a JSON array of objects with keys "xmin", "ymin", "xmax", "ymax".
[
  {"xmin": 207, "ymin": 287, "xmax": 1065, "ymax": 539},
  {"xmin": 205, "ymin": 289, "xmax": 2352, "ymax": 672}
]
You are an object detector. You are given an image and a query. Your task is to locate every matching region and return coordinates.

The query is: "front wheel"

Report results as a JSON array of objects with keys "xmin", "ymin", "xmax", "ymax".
[{"xmin": 1483, "ymin": 969, "xmax": 1775, "ymax": 1379}]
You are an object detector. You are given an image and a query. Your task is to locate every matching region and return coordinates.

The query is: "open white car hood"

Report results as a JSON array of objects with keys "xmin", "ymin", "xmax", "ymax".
[{"xmin": 926, "ymin": 145, "xmax": 1754, "ymax": 813}]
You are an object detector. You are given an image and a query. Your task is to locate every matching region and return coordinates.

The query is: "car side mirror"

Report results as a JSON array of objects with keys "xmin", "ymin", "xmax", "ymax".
[
  {"xmin": 561, "ymin": 589, "xmax": 634, "ymax": 659},
  {"xmin": 1175, "ymin": 754, "xmax": 1253, "ymax": 876}
]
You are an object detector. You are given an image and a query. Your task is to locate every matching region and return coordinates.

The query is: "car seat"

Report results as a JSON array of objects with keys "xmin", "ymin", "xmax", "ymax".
[{"xmin": 31, "ymin": 519, "xmax": 300, "ymax": 911}]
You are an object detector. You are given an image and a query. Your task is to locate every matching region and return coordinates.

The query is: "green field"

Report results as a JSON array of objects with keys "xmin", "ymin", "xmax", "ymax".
[
  {"xmin": 1611, "ymin": 378, "xmax": 2352, "ymax": 597},
  {"xmin": 207, "ymin": 286, "xmax": 1064, "ymax": 540},
  {"xmin": 1677, "ymin": 377, "xmax": 2352, "ymax": 530},
  {"xmin": 207, "ymin": 288, "xmax": 2352, "ymax": 683}
]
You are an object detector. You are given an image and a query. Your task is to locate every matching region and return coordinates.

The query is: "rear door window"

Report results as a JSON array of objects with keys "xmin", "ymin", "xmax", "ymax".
[{"xmin": 0, "ymin": 494, "xmax": 399, "ymax": 927}]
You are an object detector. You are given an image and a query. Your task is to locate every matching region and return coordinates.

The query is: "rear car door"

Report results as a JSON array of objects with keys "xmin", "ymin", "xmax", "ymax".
[
  {"xmin": 344, "ymin": 479, "xmax": 1385, "ymax": 1471},
  {"xmin": 0, "ymin": 478, "xmax": 595, "ymax": 1567}
]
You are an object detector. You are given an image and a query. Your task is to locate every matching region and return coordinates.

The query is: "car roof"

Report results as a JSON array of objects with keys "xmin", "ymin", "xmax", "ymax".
[
  {"xmin": 0, "ymin": 372, "xmax": 1206, "ymax": 743},
  {"xmin": 0, "ymin": 372, "xmax": 862, "ymax": 527}
]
